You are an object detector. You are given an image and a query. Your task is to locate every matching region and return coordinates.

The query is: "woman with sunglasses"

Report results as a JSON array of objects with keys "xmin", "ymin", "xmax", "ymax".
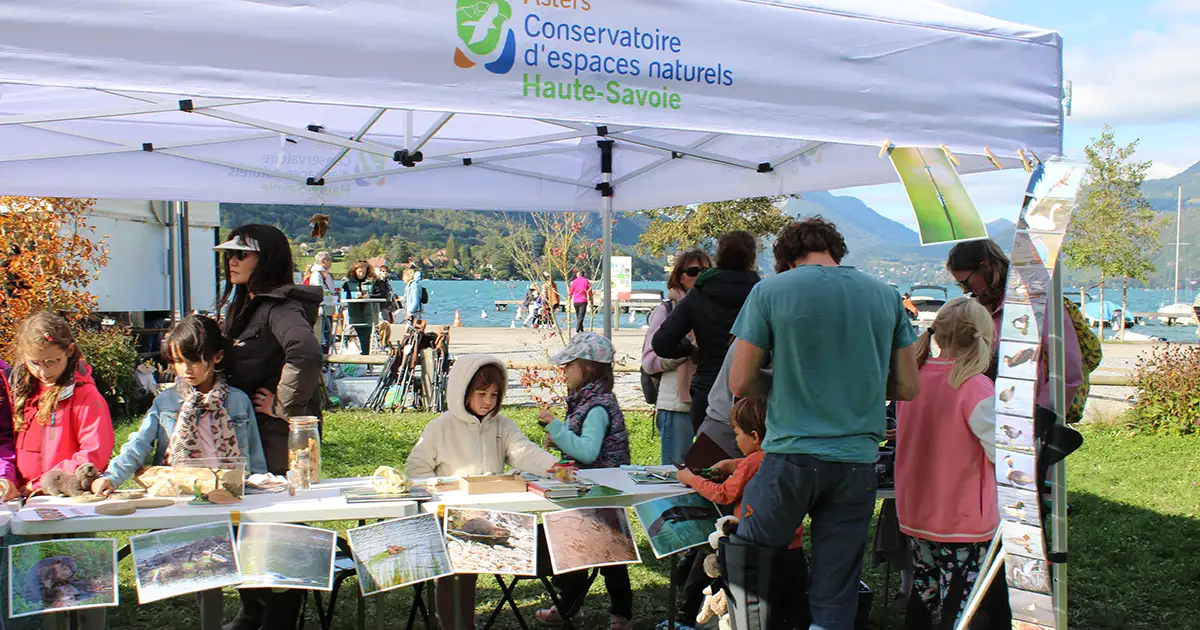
[
  {"xmin": 653, "ymin": 231, "xmax": 761, "ymax": 433},
  {"xmin": 945, "ymin": 238, "xmax": 1083, "ymax": 629},
  {"xmin": 642, "ymin": 249, "xmax": 712, "ymax": 467},
  {"xmin": 216, "ymin": 224, "xmax": 323, "ymax": 630}
]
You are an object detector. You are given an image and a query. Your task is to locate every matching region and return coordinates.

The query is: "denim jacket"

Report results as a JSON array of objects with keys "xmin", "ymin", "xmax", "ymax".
[{"xmin": 102, "ymin": 384, "xmax": 268, "ymax": 487}]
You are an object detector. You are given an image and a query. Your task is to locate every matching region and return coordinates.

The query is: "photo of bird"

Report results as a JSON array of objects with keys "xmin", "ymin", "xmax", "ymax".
[
  {"xmin": 1022, "ymin": 201, "xmax": 1062, "ymax": 231},
  {"xmin": 1001, "ymin": 425, "xmax": 1024, "ymax": 441},
  {"xmin": 998, "ymin": 386, "xmax": 1016, "ymax": 402},
  {"xmin": 1011, "ymin": 314, "xmax": 1031, "ymax": 335},
  {"xmin": 1003, "ymin": 454, "xmax": 1035, "ymax": 487},
  {"xmin": 1004, "ymin": 346, "xmax": 1038, "ymax": 368}
]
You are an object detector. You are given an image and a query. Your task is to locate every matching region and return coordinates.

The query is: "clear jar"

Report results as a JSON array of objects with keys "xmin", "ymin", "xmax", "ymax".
[{"xmin": 287, "ymin": 417, "xmax": 321, "ymax": 489}]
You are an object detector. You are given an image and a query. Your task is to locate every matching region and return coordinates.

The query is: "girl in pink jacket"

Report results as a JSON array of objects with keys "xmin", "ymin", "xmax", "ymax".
[
  {"xmin": 8, "ymin": 312, "xmax": 114, "ymax": 495},
  {"xmin": 896, "ymin": 297, "xmax": 998, "ymax": 629}
]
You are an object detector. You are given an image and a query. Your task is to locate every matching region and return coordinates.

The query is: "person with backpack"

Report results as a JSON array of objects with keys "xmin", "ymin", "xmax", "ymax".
[
  {"xmin": 404, "ymin": 269, "xmax": 427, "ymax": 322},
  {"xmin": 642, "ymin": 249, "xmax": 711, "ymax": 466}
]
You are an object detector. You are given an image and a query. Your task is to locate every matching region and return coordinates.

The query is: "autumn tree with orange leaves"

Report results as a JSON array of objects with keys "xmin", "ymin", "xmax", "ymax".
[{"xmin": 0, "ymin": 197, "xmax": 108, "ymax": 358}]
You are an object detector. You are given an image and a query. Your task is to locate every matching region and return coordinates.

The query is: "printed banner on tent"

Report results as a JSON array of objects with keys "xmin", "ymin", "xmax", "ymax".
[
  {"xmin": 889, "ymin": 147, "xmax": 987, "ymax": 245},
  {"xmin": 993, "ymin": 160, "xmax": 1083, "ymax": 630}
]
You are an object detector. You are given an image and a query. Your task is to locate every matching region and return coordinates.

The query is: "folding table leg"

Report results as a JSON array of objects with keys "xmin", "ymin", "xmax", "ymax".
[
  {"xmin": 668, "ymin": 554, "xmax": 680, "ymax": 630},
  {"xmin": 484, "ymin": 575, "xmax": 529, "ymax": 630},
  {"xmin": 197, "ymin": 589, "xmax": 224, "ymax": 630}
]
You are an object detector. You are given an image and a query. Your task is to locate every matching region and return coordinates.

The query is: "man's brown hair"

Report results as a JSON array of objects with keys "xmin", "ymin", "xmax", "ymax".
[{"xmin": 772, "ymin": 217, "xmax": 848, "ymax": 273}]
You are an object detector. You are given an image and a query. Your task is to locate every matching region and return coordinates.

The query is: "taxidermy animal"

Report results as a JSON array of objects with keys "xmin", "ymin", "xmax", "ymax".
[
  {"xmin": 1001, "ymin": 425, "xmax": 1023, "ymax": 441},
  {"xmin": 1004, "ymin": 347, "xmax": 1037, "ymax": 368},
  {"xmin": 39, "ymin": 464, "xmax": 100, "ymax": 498},
  {"xmin": 447, "ymin": 517, "xmax": 512, "ymax": 548},
  {"xmin": 646, "ymin": 505, "xmax": 720, "ymax": 538},
  {"xmin": 998, "ymin": 386, "xmax": 1016, "ymax": 402},
  {"xmin": 23, "ymin": 556, "xmax": 78, "ymax": 605},
  {"xmin": 309, "ymin": 214, "xmax": 330, "ymax": 239},
  {"xmin": 1011, "ymin": 314, "xmax": 1031, "ymax": 335}
]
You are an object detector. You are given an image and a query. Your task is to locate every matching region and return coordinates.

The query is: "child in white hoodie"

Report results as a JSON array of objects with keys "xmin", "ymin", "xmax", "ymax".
[{"xmin": 407, "ymin": 354, "xmax": 558, "ymax": 630}]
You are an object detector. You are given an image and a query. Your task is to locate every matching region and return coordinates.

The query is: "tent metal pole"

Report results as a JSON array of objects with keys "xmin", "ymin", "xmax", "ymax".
[
  {"xmin": 1049, "ymin": 261, "xmax": 1068, "ymax": 628},
  {"xmin": 166, "ymin": 202, "xmax": 177, "ymax": 328},
  {"xmin": 598, "ymin": 139, "xmax": 615, "ymax": 339},
  {"xmin": 178, "ymin": 201, "xmax": 192, "ymax": 315}
]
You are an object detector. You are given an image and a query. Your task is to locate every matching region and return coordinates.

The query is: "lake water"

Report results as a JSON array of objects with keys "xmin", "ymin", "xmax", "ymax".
[{"xmin": 391, "ymin": 280, "xmax": 1200, "ymax": 342}]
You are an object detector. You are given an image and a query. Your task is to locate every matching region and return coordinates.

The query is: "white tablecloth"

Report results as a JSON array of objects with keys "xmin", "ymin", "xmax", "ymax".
[
  {"xmin": 422, "ymin": 468, "xmax": 694, "ymax": 515},
  {"xmin": 9, "ymin": 477, "xmax": 417, "ymax": 536}
]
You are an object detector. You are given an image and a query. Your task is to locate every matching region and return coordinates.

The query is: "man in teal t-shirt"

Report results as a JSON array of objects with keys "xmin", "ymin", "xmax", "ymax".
[{"xmin": 721, "ymin": 218, "xmax": 920, "ymax": 630}]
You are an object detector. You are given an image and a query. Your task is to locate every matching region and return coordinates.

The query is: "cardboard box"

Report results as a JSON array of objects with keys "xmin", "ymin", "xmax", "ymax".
[{"xmin": 460, "ymin": 474, "xmax": 528, "ymax": 495}]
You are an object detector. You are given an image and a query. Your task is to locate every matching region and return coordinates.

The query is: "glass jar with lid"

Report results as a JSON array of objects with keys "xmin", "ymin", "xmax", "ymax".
[{"xmin": 287, "ymin": 417, "xmax": 321, "ymax": 489}]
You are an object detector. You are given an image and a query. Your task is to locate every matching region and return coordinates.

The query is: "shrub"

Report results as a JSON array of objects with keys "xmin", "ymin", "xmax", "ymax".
[
  {"xmin": 76, "ymin": 326, "xmax": 151, "ymax": 416},
  {"xmin": 1128, "ymin": 344, "xmax": 1200, "ymax": 435}
]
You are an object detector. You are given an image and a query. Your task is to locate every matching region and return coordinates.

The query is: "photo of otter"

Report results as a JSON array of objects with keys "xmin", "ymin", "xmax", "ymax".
[
  {"xmin": 543, "ymin": 507, "xmax": 640, "ymax": 573},
  {"xmin": 130, "ymin": 520, "xmax": 241, "ymax": 603},
  {"xmin": 444, "ymin": 508, "xmax": 538, "ymax": 576},
  {"xmin": 633, "ymin": 492, "xmax": 721, "ymax": 559},
  {"xmin": 999, "ymin": 341, "xmax": 1040, "ymax": 381},
  {"xmin": 7, "ymin": 539, "xmax": 118, "ymax": 618}
]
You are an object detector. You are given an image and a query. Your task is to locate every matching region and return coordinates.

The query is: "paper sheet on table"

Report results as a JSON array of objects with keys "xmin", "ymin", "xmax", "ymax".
[{"xmin": 17, "ymin": 505, "xmax": 99, "ymax": 521}]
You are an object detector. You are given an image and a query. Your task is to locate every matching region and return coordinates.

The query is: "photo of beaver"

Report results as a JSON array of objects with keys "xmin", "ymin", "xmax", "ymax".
[{"xmin": 7, "ymin": 539, "xmax": 118, "ymax": 618}]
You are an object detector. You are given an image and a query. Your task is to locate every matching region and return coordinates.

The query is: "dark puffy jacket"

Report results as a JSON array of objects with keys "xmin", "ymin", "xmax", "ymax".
[
  {"xmin": 651, "ymin": 268, "xmax": 760, "ymax": 397},
  {"xmin": 224, "ymin": 284, "xmax": 324, "ymax": 419}
]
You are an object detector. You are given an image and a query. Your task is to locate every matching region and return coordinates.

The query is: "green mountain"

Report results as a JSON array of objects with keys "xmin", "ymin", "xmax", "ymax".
[{"xmin": 1142, "ymin": 160, "xmax": 1200, "ymax": 211}]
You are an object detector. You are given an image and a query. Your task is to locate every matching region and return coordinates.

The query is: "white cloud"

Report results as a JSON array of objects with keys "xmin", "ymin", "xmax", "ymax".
[
  {"xmin": 1147, "ymin": 161, "xmax": 1185, "ymax": 179},
  {"xmin": 1151, "ymin": 0, "xmax": 1200, "ymax": 14},
  {"xmin": 1066, "ymin": 22, "xmax": 1200, "ymax": 125}
]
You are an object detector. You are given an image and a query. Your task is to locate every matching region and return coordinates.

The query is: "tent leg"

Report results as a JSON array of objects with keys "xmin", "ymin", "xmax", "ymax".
[
  {"xmin": 1048, "ymin": 262, "xmax": 1068, "ymax": 628},
  {"xmin": 166, "ymin": 201, "xmax": 177, "ymax": 327},
  {"xmin": 178, "ymin": 201, "xmax": 192, "ymax": 314},
  {"xmin": 598, "ymin": 139, "xmax": 614, "ymax": 340}
]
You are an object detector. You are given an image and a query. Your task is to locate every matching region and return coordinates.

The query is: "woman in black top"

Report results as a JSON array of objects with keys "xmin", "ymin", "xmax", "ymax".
[
  {"xmin": 652, "ymin": 231, "xmax": 760, "ymax": 431},
  {"xmin": 216, "ymin": 224, "xmax": 322, "ymax": 630}
]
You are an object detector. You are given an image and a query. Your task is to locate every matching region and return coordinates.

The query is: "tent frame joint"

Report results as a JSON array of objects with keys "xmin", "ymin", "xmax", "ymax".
[
  {"xmin": 757, "ymin": 162, "xmax": 773, "ymax": 173},
  {"xmin": 462, "ymin": 157, "xmax": 472, "ymax": 166},
  {"xmin": 595, "ymin": 182, "xmax": 614, "ymax": 197},
  {"xmin": 393, "ymin": 149, "xmax": 424, "ymax": 167},
  {"xmin": 306, "ymin": 176, "xmax": 325, "ymax": 186},
  {"xmin": 307, "ymin": 124, "xmax": 324, "ymax": 133},
  {"xmin": 178, "ymin": 99, "xmax": 194, "ymax": 112},
  {"xmin": 142, "ymin": 143, "xmax": 154, "ymax": 152},
  {"xmin": 596, "ymin": 125, "xmax": 609, "ymax": 137}
]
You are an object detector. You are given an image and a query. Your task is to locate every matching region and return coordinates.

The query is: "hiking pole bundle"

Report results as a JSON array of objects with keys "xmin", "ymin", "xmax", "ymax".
[
  {"xmin": 393, "ymin": 321, "xmax": 427, "ymax": 412},
  {"xmin": 428, "ymin": 328, "xmax": 451, "ymax": 412},
  {"xmin": 364, "ymin": 347, "xmax": 403, "ymax": 411}
]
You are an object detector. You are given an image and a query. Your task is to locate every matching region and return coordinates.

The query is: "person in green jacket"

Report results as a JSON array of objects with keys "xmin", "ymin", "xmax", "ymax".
[{"xmin": 341, "ymin": 260, "xmax": 385, "ymax": 354}]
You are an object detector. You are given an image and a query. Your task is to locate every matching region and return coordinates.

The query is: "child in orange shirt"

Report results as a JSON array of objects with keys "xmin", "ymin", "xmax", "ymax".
[{"xmin": 676, "ymin": 399, "xmax": 808, "ymax": 629}]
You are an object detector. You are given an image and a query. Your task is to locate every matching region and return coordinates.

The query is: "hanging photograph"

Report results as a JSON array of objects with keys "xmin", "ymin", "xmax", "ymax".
[
  {"xmin": 996, "ymin": 414, "xmax": 1035, "ymax": 453},
  {"xmin": 130, "ymin": 520, "xmax": 241, "ymax": 604},
  {"xmin": 996, "ymin": 449, "xmax": 1038, "ymax": 489},
  {"xmin": 1002, "ymin": 521, "xmax": 1046, "ymax": 559},
  {"xmin": 1006, "ymin": 268, "xmax": 1048, "ymax": 304},
  {"xmin": 1009, "ymin": 588, "xmax": 1056, "ymax": 626},
  {"xmin": 1018, "ymin": 197, "xmax": 1075, "ymax": 234},
  {"xmin": 444, "ymin": 508, "xmax": 538, "ymax": 576},
  {"xmin": 1000, "ymin": 303, "xmax": 1039, "ymax": 341},
  {"xmin": 995, "ymin": 377, "xmax": 1035, "ymax": 417},
  {"xmin": 347, "ymin": 514, "xmax": 453, "ymax": 596},
  {"xmin": 633, "ymin": 492, "xmax": 721, "ymax": 559},
  {"xmin": 1026, "ymin": 163, "xmax": 1084, "ymax": 200},
  {"xmin": 998, "ymin": 341, "xmax": 1040, "ymax": 381},
  {"xmin": 1013, "ymin": 622, "xmax": 1054, "ymax": 630},
  {"xmin": 543, "ymin": 507, "xmax": 640, "ymax": 573},
  {"xmin": 1006, "ymin": 555, "xmax": 1051, "ymax": 594},
  {"xmin": 997, "ymin": 486, "xmax": 1041, "ymax": 527},
  {"xmin": 889, "ymin": 146, "xmax": 987, "ymax": 245},
  {"xmin": 1010, "ymin": 232, "xmax": 1048, "ymax": 269},
  {"xmin": 7, "ymin": 539, "xmax": 118, "ymax": 618},
  {"xmin": 236, "ymin": 523, "xmax": 338, "ymax": 591}
]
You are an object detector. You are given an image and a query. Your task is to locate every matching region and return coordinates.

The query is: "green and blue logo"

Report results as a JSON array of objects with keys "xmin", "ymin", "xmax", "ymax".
[{"xmin": 454, "ymin": 0, "xmax": 516, "ymax": 74}]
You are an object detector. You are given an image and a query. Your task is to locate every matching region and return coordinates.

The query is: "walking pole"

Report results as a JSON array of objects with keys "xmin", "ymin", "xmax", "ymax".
[{"xmin": 953, "ymin": 528, "xmax": 1003, "ymax": 630}]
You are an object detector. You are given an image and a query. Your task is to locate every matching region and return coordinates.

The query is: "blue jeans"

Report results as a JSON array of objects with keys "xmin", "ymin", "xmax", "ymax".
[
  {"xmin": 656, "ymin": 409, "xmax": 694, "ymax": 467},
  {"xmin": 735, "ymin": 453, "xmax": 877, "ymax": 630}
]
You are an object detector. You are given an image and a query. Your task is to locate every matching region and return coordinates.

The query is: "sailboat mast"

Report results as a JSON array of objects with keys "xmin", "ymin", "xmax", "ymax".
[{"xmin": 1176, "ymin": 184, "xmax": 1183, "ymax": 304}]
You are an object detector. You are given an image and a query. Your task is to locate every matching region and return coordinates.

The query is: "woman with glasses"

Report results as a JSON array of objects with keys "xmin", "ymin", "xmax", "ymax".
[
  {"xmin": 641, "ymin": 249, "xmax": 712, "ymax": 467},
  {"xmin": 652, "ymin": 231, "xmax": 761, "ymax": 433},
  {"xmin": 215, "ymin": 224, "xmax": 323, "ymax": 630}
]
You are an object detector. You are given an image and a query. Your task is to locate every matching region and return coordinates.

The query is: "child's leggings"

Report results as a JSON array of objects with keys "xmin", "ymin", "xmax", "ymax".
[{"xmin": 907, "ymin": 537, "xmax": 988, "ymax": 629}]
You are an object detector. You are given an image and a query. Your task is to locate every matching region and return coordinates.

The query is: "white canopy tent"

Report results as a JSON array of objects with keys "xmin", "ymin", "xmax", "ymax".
[{"xmin": 0, "ymin": 0, "xmax": 1064, "ymax": 335}]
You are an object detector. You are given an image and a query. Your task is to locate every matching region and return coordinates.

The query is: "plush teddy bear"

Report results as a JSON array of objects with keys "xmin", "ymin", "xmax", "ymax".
[
  {"xmin": 38, "ymin": 464, "xmax": 100, "ymax": 498},
  {"xmin": 709, "ymin": 515, "xmax": 740, "ymax": 550},
  {"xmin": 696, "ymin": 584, "xmax": 728, "ymax": 626}
]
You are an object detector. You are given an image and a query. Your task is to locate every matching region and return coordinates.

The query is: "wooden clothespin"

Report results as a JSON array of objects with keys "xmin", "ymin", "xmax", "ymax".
[
  {"xmin": 939, "ymin": 144, "xmax": 961, "ymax": 167},
  {"xmin": 1017, "ymin": 148, "xmax": 1032, "ymax": 173},
  {"xmin": 983, "ymin": 148, "xmax": 1003, "ymax": 170},
  {"xmin": 879, "ymin": 139, "xmax": 893, "ymax": 158}
]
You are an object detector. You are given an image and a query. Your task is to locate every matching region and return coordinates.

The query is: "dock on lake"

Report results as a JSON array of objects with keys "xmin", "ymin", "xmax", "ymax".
[{"xmin": 494, "ymin": 299, "xmax": 664, "ymax": 315}]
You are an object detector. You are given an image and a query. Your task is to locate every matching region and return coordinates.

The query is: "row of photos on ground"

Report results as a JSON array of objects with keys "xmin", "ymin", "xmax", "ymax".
[
  {"xmin": 6, "ymin": 492, "xmax": 717, "ymax": 619},
  {"xmin": 991, "ymin": 162, "xmax": 1085, "ymax": 630}
]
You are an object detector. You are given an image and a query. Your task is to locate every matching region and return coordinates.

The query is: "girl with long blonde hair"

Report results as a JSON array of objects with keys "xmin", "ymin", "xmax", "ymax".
[{"xmin": 895, "ymin": 297, "xmax": 999, "ymax": 628}]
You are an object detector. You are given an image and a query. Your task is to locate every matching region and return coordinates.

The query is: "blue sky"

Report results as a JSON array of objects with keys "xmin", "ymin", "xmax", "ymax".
[{"xmin": 837, "ymin": 0, "xmax": 1200, "ymax": 229}]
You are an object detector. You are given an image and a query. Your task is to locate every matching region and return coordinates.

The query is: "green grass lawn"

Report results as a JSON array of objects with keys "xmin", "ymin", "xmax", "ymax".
[{"xmin": 12, "ymin": 411, "xmax": 1197, "ymax": 629}]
